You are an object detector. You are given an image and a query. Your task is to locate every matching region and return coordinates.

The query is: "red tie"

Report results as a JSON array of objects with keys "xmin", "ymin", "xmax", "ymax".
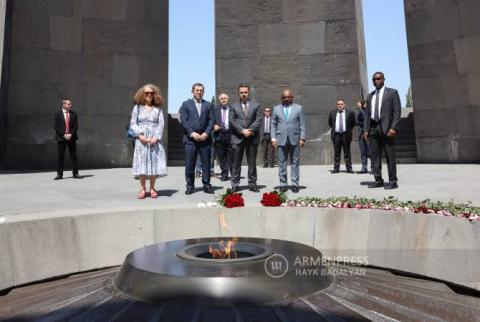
[{"xmin": 65, "ymin": 112, "xmax": 70, "ymax": 134}]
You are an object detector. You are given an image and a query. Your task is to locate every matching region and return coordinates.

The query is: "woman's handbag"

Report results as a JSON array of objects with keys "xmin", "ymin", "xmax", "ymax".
[{"xmin": 127, "ymin": 105, "xmax": 139, "ymax": 139}]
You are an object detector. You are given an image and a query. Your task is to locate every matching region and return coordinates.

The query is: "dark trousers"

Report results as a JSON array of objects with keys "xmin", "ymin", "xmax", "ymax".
[
  {"xmin": 358, "ymin": 134, "xmax": 370, "ymax": 171},
  {"xmin": 369, "ymin": 123, "xmax": 397, "ymax": 182},
  {"xmin": 57, "ymin": 139, "xmax": 78, "ymax": 176},
  {"xmin": 262, "ymin": 133, "xmax": 275, "ymax": 166},
  {"xmin": 333, "ymin": 133, "xmax": 352, "ymax": 171},
  {"xmin": 185, "ymin": 141, "xmax": 212, "ymax": 189},
  {"xmin": 214, "ymin": 135, "xmax": 233, "ymax": 180},
  {"xmin": 231, "ymin": 138, "xmax": 258, "ymax": 188}
]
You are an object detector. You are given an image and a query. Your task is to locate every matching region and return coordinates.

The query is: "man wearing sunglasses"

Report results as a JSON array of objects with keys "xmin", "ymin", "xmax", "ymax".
[{"xmin": 364, "ymin": 72, "xmax": 401, "ymax": 190}]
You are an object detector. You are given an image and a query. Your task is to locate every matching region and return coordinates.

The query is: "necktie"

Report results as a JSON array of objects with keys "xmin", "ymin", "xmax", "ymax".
[
  {"xmin": 338, "ymin": 111, "xmax": 344, "ymax": 133},
  {"xmin": 221, "ymin": 107, "xmax": 227, "ymax": 128},
  {"xmin": 195, "ymin": 101, "xmax": 202, "ymax": 116},
  {"xmin": 374, "ymin": 90, "xmax": 380, "ymax": 122},
  {"xmin": 284, "ymin": 106, "xmax": 289, "ymax": 120},
  {"xmin": 243, "ymin": 102, "xmax": 248, "ymax": 116},
  {"xmin": 65, "ymin": 112, "xmax": 70, "ymax": 134}
]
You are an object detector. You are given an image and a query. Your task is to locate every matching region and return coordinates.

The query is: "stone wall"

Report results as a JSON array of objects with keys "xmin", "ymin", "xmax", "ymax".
[
  {"xmin": 2, "ymin": 0, "xmax": 169, "ymax": 169},
  {"xmin": 405, "ymin": 0, "xmax": 480, "ymax": 162},
  {"xmin": 215, "ymin": 0, "xmax": 368, "ymax": 165}
]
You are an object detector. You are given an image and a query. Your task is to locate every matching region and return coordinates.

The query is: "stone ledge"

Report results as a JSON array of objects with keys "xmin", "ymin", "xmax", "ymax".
[{"xmin": 1, "ymin": 207, "xmax": 479, "ymax": 291}]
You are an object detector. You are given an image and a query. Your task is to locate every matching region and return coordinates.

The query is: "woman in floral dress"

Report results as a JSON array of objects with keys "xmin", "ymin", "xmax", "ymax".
[{"xmin": 130, "ymin": 84, "xmax": 167, "ymax": 199}]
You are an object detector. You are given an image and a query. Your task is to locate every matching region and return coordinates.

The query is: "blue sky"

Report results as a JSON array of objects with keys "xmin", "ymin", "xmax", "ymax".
[{"xmin": 168, "ymin": 0, "xmax": 411, "ymax": 112}]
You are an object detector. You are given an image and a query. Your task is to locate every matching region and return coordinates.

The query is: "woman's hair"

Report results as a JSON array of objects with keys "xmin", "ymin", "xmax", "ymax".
[{"xmin": 133, "ymin": 84, "xmax": 163, "ymax": 106}]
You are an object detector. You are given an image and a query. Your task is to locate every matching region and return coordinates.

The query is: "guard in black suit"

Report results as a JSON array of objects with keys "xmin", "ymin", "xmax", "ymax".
[
  {"xmin": 179, "ymin": 83, "xmax": 215, "ymax": 195},
  {"xmin": 261, "ymin": 106, "xmax": 275, "ymax": 168},
  {"xmin": 212, "ymin": 93, "xmax": 233, "ymax": 182},
  {"xmin": 328, "ymin": 99, "xmax": 356, "ymax": 173},
  {"xmin": 54, "ymin": 99, "xmax": 79, "ymax": 180},
  {"xmin": 364, "ymin": 72, "xmax": 401, "ymax": 190}
]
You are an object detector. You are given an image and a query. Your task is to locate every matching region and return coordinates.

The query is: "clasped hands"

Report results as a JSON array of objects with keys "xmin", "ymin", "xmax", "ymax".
[
  {"xmin": 191, "ymin": 132, "xmax": 208, "ymax": 142},
  {"xmin": 139, "ymin": 135, "xmax": 159, "ymax": 145},
  {"xmin": 63, "ymin": 134, "xmax": 73, "ymax": 141},
  {"xmin": 363, "ymin": 128, "xmax": 397, "ymax": 140}
]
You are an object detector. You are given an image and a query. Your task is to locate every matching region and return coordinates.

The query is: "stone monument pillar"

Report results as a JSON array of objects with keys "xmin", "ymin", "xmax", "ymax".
[
  {"xmin": 405, "ymin": 0, "xmax": 480, "ymax": 162},
  {"xmin": 215, "ymin": 0, "xmax": 368, "ymax": 164},
  {"xmin": 2, "ymin": 0, "xmax": 168, "ymax": 169}
]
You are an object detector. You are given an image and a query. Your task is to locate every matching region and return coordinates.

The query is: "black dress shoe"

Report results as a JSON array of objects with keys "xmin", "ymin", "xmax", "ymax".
[
  {"xmin": 359, "ymin": 170, "xmax": 368, "ymax": 174},
  {"xmin": 279, "ymin": 186, "xmax": 288, "ymax": 193},
  {"xmin": 231, "ymin": 186, "xmax": 239, "ymax": 192},
  {"xmin": 220, "ymin": 176, "xmax": 229, "ymax": 182},
  {"xmin": 203, "ymin": 186, "xmax": 214, "ymax": 194},
  {"xmin": 72, "ymin": 174, "xmax": 81, "ymax": 179},
  {"xmin": 368, "ymin": 181, "xmax": 384, "ymax": 188},
  {"xmin": 332, "ymin": 169, "xmax": 339, "ymax": 174},
  {"xmin": 263, "ymin": 164, "xmax": 268, "ymax": 168},
  {"xmin": 249, "ymin": 184, "xmax": 260, "ymax": 192},
  {"xmin": 346, "ymin": 169, "xmax": 354, "ymax": 173},
  {"xmin": 291, "ymin": 186, "xmax": 299, "ymax": 193},
  {"xmin": 384, "ymin": 182, "xmax": 398, "ymax": 190},
  {"xmin": 54, "ymin": 175, "xmax": 63, "ymax": 180},
  {"xmin": 185, "ymin": 187, "xmax": 195, "ymax": 195},
  {"xmin": 269, "ymin": 164, "xmax": 274, "ymax": 168}
]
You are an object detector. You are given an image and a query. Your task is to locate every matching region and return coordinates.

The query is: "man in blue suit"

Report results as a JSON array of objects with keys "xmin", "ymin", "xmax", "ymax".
[
  {"xmin": 271, "ymin": 89, "xmax": 306, "ymax": 193},
  {"xmin": 179, "ymin": 83, "xmax": 215, "ymax": 195}
]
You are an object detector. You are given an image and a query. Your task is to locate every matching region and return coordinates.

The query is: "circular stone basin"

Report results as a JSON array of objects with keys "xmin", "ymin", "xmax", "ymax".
[
  {"xmin": 114, "ymin": 237, "xmax": 334, "ymax": 303},
  {"xmin": 176, "ymin": 241, "xmax": 273, "ymax": 263}
]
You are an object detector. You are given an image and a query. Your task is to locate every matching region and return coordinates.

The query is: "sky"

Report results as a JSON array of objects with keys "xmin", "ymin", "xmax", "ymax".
[{"xmin": 168, "ymin": 0, "xmax": 411, "ymax": 112}]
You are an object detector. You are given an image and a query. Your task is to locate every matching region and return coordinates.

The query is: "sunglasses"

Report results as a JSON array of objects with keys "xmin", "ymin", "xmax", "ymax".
[
  {"xmin": 372, "ymin": 77, "xmax": 383, "ymax": 80},
  {"xmin": 144, "ymin": 92, "xmax": 154, "ymax": 96}
]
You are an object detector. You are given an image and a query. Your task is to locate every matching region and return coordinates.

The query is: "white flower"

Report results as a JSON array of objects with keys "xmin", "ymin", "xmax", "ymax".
[
  {"xmin": 206, "ymin": 201, "xmax": 218, "ymax": 207},
  {"xmin": 197, "ymin": 202, "xmax": 207, "ymax": 208}
]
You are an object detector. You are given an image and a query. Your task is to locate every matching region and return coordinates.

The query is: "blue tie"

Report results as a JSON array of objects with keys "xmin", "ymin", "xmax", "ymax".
[{"xmin": 284, "ymin": 106, "xmax": 289, "ymax": 120}]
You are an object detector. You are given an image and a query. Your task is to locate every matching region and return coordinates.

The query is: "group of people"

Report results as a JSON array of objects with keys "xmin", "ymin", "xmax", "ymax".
[{"xmin": 53, "ymin": 71, "xmax": 401, "ymax": 198}]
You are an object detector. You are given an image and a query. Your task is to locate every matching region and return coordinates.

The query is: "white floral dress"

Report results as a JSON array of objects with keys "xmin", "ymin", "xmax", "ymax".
[{"xmin": 130, "ymin": 105, "xmax": 167, "ymax": 178}]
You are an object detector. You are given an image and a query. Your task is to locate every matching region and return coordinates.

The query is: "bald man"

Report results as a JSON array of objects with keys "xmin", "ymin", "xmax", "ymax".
[
  {"xmin": 271, "ymin": 89, "xmax": 306, "ymax": 193},
  {"xmin": 213, "ymin": 93, "xmax": 233, "ymax": 181}
]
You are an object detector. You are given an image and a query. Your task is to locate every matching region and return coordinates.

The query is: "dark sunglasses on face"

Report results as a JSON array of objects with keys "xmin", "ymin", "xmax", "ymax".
[
  {"xmin": 144, "ymin": 92, "xmax": 154, "ymax": 96},
  {"xmin": 373, "ymin": 77, "xmax": 382, "ymax": 80}
]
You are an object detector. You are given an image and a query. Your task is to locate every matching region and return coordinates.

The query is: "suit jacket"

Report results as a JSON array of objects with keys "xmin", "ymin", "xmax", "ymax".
[
  {"xmin": 229, "ymin": 99, "xmax": 262, "ymax": 145},
  {"xmin": 54, "ymin": 109, "xmax": 78, "ymax": 142},
  {"xmin": 271, "ymin": 103, "xmax": 306, "ymax": 146},
  {"xmin": 328, "ymin": 109, "xmax": 356, "ymax": 141},
  {"xmin": 364, "ymin": 87, "xmax": 401, "ymax": 136},
  {"xmin": 259, "ymin": 115, "xmax": 272, "ymax": 137},
  {"xmin": 212, "ymin": 104, "xmax": 232, "ymax": 143},
  {"xmin": 179, "ymin": 99, "xmax": 215, "ymax": 144}
]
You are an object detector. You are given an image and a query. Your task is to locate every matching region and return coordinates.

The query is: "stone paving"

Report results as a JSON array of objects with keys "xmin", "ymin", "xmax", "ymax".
[{"xmin": 0, "ymin": 164, "xmax": 479, "ymax": 220}]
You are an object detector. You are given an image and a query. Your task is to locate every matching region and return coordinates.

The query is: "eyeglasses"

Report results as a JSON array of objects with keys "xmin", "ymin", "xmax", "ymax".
[
  {"xmin": 372, "ymin": 77, "xmax": 383, "ymax": 80},
  {"xmin": 282, "ymin": 96, "xmax": 293, "ymax": 99},
  {"xmin": 144, "ymin": 92, "xmax": 154, "ymax": 96}
]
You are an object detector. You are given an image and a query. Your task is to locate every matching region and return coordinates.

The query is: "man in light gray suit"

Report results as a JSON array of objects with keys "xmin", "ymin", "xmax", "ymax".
[
  {"xmin": 229, "ymin": 84, "xmax": 263, "ymax": 192},
  {"xmin": 271, "ymin": 89, "xmax": 306, "ymax": 193}
]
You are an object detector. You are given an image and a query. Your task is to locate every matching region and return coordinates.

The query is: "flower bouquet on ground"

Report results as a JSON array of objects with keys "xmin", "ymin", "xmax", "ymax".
[
  {"xmin": 217, "ymin": 188, "xmax": 244, "ymax": 208},
  {"xmin": 261, "ymin": 190, "xmax": 287, "ymax": 207}
]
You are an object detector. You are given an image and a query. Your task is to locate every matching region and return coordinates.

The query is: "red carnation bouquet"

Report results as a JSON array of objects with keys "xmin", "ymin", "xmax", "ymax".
[
  {"xmin": 218, "ymin": 189, "xmax": 245, "ymax": 208},
  {"xmin": 261, "ymin": 191, "xmax": 287, "ymax": 207}
]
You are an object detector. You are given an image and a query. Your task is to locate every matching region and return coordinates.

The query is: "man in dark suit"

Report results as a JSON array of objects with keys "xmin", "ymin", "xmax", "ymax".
[
  {"xmin": 356, "ymin": 100, "xmax": 370, "ymax": 173},
  {"xmin": 212, "ymin": 93, "xmax": 233, "ymax": 182},
  {"xmin": 54, "ymin": 99, "xmax": 79, "ymax": 180},
  {"xmin": 229, "ymin": 84, "xmax": 262, "ymax": 192},
  {"xmin": 261, "ymin": 106, "xmax": 275, "ymax": 168},
  {"xmin": 179, "ymin": 83, "xmax": 215, "ymax": 195},
  {"xmin": 364, "ymin": 72, "xmax": 401, "ymax": 190},
  {"xmin": 328, "ymin": 99, "xmax": 356, "ymax": 173}
]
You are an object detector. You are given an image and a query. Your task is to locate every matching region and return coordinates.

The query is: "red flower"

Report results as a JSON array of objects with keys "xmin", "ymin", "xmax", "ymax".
[
  {"xmin": 224, "ymin": 192, "xmax": 244, "ymax": 208},
  {"xmin": 261, "ymin": 192, "xmax": 283, "ymax": 207}
]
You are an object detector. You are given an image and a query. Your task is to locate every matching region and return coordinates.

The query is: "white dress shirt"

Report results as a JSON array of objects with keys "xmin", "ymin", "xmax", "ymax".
[
  {"xmin": 371, "ymin": 86, "xmax": 385, "ymax": 120},
  {"xmin": 335, "ymin": 111, "xmax": 346, "ymax": 133}
]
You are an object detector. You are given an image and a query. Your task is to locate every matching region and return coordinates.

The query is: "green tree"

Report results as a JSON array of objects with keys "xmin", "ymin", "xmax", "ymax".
[{"xmin": 405, "ymin": 85, "xmax": 413, "ymax": 108}]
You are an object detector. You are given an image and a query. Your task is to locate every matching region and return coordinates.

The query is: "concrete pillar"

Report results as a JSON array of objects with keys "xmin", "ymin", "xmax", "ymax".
[
  {"xmin": 405, "ymin": 0, "xmax": 480, "ymax": 162},
  {"xmin": 3, "ymin": 0, "xmax": 169, "ymax": 169},
  {"xmin": 215, "ymin": 0, "xmax": 368, "ymax": 165}
]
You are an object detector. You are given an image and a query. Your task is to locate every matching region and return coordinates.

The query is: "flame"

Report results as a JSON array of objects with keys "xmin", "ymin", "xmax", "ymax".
[{"xmin": 209, "ymin": 213, "xmax": 238, "ymax": 258}]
